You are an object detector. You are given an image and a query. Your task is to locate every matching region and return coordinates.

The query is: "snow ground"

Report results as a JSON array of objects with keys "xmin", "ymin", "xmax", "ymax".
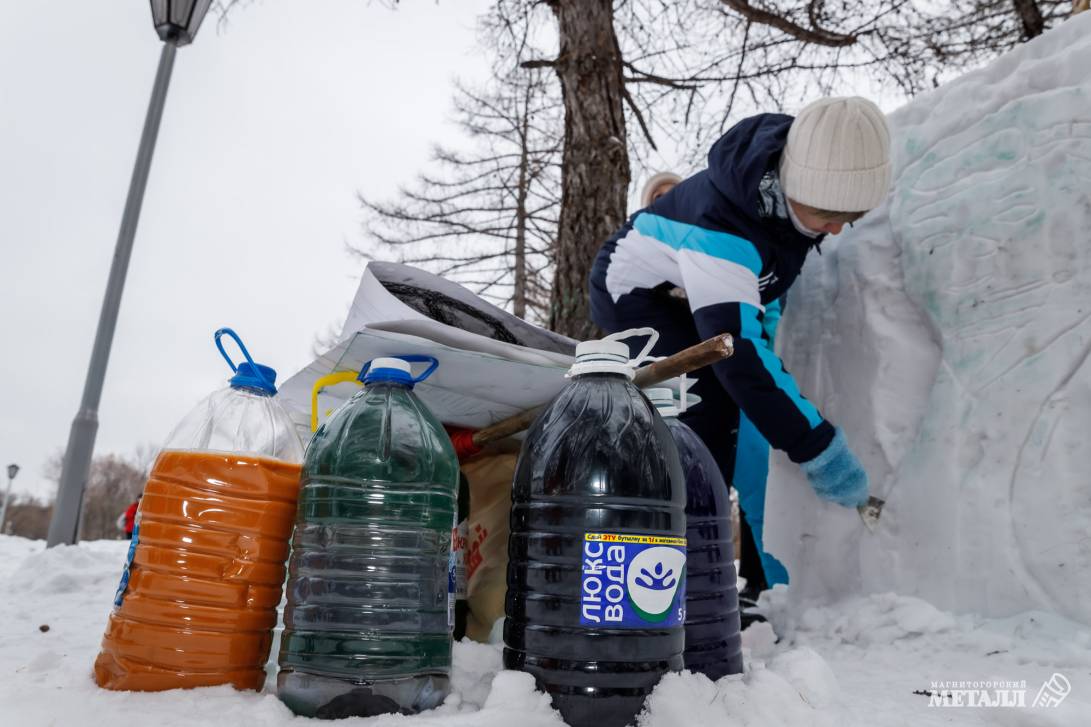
[{"xmin": 3, "ymin": 536, "xmax": 1087, "ymax": 726}]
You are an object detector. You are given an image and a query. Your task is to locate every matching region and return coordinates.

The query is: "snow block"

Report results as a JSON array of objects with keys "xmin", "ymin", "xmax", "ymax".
[{"xmin": 766, "ymin": 13, "xmax": 1091, "ymax": 625}]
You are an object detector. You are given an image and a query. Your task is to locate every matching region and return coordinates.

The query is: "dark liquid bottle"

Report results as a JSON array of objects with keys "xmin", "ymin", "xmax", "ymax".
[
  {"xmin": 504, "ymin": 340, "xmax": 687, "ymax": 727},
  {"xmin": 278, "ymin": 357, "xmax": 459, "ymax": 719},
  {"xmin": 647, "ymin": 387, "xmax": 743, "ymax": 680}
]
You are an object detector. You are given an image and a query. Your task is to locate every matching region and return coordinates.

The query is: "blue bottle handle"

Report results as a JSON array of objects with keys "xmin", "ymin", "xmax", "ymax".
[{"xmin": 214, "ymin": 328, "xmax": 276, "ymax": 391}]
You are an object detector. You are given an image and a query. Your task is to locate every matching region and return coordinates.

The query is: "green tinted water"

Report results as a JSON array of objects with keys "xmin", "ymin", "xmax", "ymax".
[{"xmin": 278, "ymin": 380, "xmax": 458, "ymax": 718}]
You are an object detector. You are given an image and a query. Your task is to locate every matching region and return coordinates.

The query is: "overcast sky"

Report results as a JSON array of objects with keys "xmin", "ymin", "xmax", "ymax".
[{"xmin": 0, "ymin": 0, "xmax": 496, "ymax": 498}]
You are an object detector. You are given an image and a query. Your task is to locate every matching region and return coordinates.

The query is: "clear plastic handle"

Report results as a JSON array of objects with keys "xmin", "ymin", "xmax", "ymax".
[
  {"xmin": 604, "ymin": 327, "xmax": 660, "ymax": 367},
  {"xmin": 677, "ymin": 369, "xmax": 691, "ymax": 413},
  {"xmin": 567, "ymin": 328, "xmax": 663, "ymax": 379},
  {"xmin": 636, "ymin": 353, "xmax": 693, "ymax": 413}
]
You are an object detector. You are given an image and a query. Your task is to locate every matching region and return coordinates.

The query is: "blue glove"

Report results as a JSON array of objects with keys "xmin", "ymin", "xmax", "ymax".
[{"xmin": 800, "ymin": 429, "xmax": 869, "ymax": 508}]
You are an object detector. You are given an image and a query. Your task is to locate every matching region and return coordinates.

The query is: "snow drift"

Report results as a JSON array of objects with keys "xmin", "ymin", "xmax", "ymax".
[{"xmin": 766, "ymin": 12, "xmax": 1091, "ymax": 625}]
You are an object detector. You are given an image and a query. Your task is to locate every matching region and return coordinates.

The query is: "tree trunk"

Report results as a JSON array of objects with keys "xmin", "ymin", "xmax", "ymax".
[
  {"xmin": 513, "ymin": 82, "xmax": 531, "ymax": 320},
  {"xmin": 547, "ymin": 0, "xmax": 630, "ymax": 339},
  {"xmin": 1012, "ymin": 0, "xmax": 1045, "ymax": 39}
]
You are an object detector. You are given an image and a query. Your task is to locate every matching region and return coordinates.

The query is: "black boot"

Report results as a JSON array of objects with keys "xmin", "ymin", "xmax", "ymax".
[
  {"xmin": 737, "ymin": 589, "xmax": 767, "ymax": 630},
  {"xmin": 737, "ymin": 515, "xmax": 768, "ymax": 629}
]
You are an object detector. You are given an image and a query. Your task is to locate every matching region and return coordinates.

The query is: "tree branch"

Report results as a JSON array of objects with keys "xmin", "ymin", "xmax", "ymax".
[
  {"xmin": 622, "ymin": 61, "xmax": 700, "ymax": 89},
  {"xmin": 622, "ymin": 84, "xmax": 658, "ymax": 151},
  {"xmin": 720, "ymin": 0, "xmax": 857, "ymax": 47}
]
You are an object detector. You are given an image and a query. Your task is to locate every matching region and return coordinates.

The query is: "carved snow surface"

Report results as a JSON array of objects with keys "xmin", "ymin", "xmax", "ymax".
[{"xmin": 766, "ymin": 13, "xmax": 1091, "ymax": 625}]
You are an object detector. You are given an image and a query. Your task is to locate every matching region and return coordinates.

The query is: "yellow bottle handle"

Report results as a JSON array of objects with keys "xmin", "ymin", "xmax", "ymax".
[{"xmin": 311, "ymin": 371, "xmax": 361, "ymax": 432}]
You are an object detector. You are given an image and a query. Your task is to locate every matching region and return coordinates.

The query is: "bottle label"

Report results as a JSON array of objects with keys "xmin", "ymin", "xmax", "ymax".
[
  {"xmin": 579, "ymin": 532, "xmax": 687, "ymax": 628},
  {"xmin": 454, "ymin": 518, "xmax": 468, "ymax": 599},
  {"xmin": 448, "ymin": 517, "xmax": 468, "ymax": 628},
  {"xmin": 112, "ymin": 515, "xmax": 140, "ymax": 608}
]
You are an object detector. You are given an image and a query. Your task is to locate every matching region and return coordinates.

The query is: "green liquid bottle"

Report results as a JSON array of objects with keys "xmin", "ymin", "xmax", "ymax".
[{"xmin": 278, "ymin": 356, "xmax": 459, "ymax": 719}]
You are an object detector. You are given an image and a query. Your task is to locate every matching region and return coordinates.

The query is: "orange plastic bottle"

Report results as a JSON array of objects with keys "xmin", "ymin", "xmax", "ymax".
[{"xmin": 94, "ymin": 329, "xmax": 304, "ymax": 691}]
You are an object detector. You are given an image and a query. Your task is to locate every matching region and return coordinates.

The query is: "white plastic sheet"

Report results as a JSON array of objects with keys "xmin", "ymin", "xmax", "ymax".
[{"xmin": 278, "ymin": 262, "xmax": 577, "ymax": 441}]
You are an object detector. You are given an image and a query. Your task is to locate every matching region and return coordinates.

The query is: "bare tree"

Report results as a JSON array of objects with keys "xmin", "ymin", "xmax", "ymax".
[
  {"xmin": 80, "ymin": 455, "xmax": 147, "ymax": 541},
  {"xmin": 483, "ymin": 1, "xmax": 629, "ymax": 338},
  {"xmin": 45, "ymin": 450, "xmax": 149, "ymax": 541},
  {"xmin": 357, "ymin": 68, "xmax": 562, "ymax": 323},
  {"xmin": 485, "ymin": 0, "xmax": 926, "ymax": 336},
  {"xmin": 482, "ymin": 0, "xmax": 1074, "ymax": 336},
  {"xmin": 613, "ymin": 0, "xmax": 1071, "ymax": 155},
  {"xmin": 221, "ymin": 0, "xmax": 1072, "ymax": 338},
  {"xmin": 4, "ymin": 496, "xmax": 52, "ymax": 539},
  {"xmin": 917, "ymin": 1, "xmax": 1070, "ymax": 70}
]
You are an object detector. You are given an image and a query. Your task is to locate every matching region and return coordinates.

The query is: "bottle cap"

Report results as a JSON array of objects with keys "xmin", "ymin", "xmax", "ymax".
[
  {"xmin": 362, "ymin": 357, "xmax": 414, "ymax": 386},
  {"xmin": 370, "ymin": 357, "xmax": 412, "ymax": 375},
  {"xmin": 645, "ymin": 387, "xmax": 679, "ymax": 417},
  {"xmin": 359, "ymin": 355, "xmax": 439, "ymax": 388},
  {"xmin": 574, "ymin": 339, "xmax": 631, "ymax": 362},
  {"xmin": 229, "ymin": 362, "xmax": 278, "ymax": 396},
  {"xmin": 569, "ymin": 339, "xmax": 634, "ymax": 378}
]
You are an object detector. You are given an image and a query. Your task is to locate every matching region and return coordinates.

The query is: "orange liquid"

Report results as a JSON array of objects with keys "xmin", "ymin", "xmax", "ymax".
[{"xmin": 93, "ymin": 450, "xmax": 301, "ymax": 692}]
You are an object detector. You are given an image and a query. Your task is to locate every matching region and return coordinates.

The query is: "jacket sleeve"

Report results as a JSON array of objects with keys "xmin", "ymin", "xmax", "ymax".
[
  {"xmin": 665, "ymin": 223, "xmax": 833, "ymax": 463},
  {"xmin": 761, "ymin": 297, "xmax": 783, "ymax": 348}
]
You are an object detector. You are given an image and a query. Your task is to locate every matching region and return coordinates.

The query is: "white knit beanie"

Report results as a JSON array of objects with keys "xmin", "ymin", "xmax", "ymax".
[
  {"xmin": 780, "ymin": 96, "xmax": 892, "ymax": 212},
  {"xmin": 641, "ymin": 171, "xmax": 683, "ymax": 208}
]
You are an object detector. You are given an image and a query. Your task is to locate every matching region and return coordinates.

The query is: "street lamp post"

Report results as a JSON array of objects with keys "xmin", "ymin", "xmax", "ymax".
[
  {"xmin": 1, "ymin": 464, "xmax": 19, "ymax": 535},
  {"xmin": 46, "ymin": 1, "xmax": 213, "ymax": 548}
]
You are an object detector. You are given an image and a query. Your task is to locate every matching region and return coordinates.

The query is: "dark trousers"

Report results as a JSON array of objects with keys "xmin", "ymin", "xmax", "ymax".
[{"xmin": 589, "ymin": 282, "xmax": 768, "ymax": 592}]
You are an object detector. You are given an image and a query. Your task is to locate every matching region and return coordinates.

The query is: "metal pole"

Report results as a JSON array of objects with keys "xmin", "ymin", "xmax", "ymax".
[
  {"xmin": 0, "ymin": 473, "xmax": 13, "ymax": 534},
  {"xmin": 47, "ymin": 42, "xmax": 178, "ymax": 548}
]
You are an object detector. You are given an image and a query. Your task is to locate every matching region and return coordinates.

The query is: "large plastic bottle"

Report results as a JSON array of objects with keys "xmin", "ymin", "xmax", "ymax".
[
  {"xmin": 505, "ymin": 337, "xmax": 687, "ymax": 727},
  {"xmin": 646, "ymin": 386, "xmax": 744, "ymax": 679},
  {"xmin": 278, "ymin": 356, "xmax": 459, "ymax": 719},
  {"xmin": 94, "ymin": 328, "xmax": 304, "ymax": 691}
]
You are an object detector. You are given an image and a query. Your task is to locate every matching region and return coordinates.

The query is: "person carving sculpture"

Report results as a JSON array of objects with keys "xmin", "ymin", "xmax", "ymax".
[{"xmin": 589, "ymin": 97, "xmax": 892, "ymax": 612}]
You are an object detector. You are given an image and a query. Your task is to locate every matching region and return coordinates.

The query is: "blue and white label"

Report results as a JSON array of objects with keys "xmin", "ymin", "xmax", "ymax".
[
  {"xmin": 448, "ymin": 517, "xmax": 467, "ymax": 629},
  {"xmin": 112, "ymin": 520, "xmax": 139, "ymax": 608},
  {"xmin": 580, "ymin": 532, "xmax": 687, "ymax": 627}
]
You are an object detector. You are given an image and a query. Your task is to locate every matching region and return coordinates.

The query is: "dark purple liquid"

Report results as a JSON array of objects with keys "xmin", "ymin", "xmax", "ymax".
[
  {"xmin": 504, "ymin": 372, "xmax": 686, "ymax": 727},
  {"xmin": 665, "ymin": 416, "xmax": 744, "ymax": 679}
]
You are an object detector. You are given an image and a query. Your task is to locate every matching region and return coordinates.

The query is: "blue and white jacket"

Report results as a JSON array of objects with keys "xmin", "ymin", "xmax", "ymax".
[{"xmin": 590, "ymin": 113, "xmax": 835, "ymax": 463}]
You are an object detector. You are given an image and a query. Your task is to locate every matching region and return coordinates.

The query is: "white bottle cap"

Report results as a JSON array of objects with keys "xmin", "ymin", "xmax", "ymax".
[
  {"xmin": 645, "ymin": 387, "xmax": 679, "ymax": 418},
  {"xmin": 370, "ymin": 357, "xmax": 412, "ymax": 375},
  {"xmin": 568, "ymin": 339, "xmax": 634, "ymax": 378},
  {"xmin": 574, "ymin": 339, "xmax": 631, "ymax": 362}
]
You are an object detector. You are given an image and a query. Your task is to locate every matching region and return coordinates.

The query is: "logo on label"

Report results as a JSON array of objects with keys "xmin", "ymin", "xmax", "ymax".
[
  {"xmin": 627, "ymin": 546, "xmax": 687, "ymax": 622},
  {"xmin": 580, "ymin": 532, "xmax": 686, "ymax": 628}
]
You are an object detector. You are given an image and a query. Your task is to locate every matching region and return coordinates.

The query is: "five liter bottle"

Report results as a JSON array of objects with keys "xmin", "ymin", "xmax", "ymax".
[
  {"xmin": 646, "ymin": 385, "xmax": 743, "ymax": 679},
  {"xmin": 505, "ymin": 337, "xmax": 687, "ymax": 727},
  {"xmin": 94, "ymin": 328, "xmax": 304, "ymax": 691},
  {"xmin": 278, "ymin": 356, "xmax": 459, "ymax": 719}
]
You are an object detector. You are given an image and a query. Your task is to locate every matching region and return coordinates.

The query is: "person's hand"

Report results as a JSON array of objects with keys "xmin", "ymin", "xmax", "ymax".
[{"xmin": 800, "ymin": 429, "xmax": 869, "ymax": 508}]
